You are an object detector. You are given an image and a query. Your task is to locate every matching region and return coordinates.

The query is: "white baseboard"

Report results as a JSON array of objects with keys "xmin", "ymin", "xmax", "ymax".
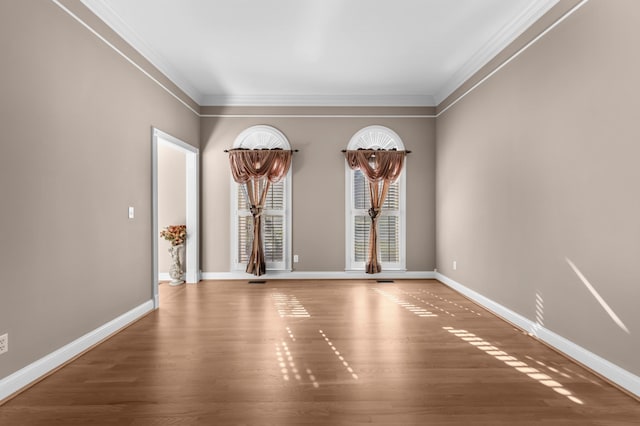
[
  {"xmin": 0, "ymin": 300, "xmax": 154, "ymax": 402},
  {"xmin": 159, "ymin": 272, "xmax": 199, "ymax": 284},
  {"xmin": 201, "ymin": 270, "xmax": 436, "ymax": 280},
  {"xmin": 435, "ymin": 272, "xmax": 640, "ymax": 398}
]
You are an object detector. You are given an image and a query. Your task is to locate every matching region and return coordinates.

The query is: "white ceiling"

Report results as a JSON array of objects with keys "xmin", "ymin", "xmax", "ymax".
[{"xmin": 81, "ymin": 0, "xmax": 558, "ymax": 106}]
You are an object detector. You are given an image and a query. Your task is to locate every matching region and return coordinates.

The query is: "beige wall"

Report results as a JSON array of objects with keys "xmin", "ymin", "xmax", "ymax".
[
  {"xmin": 0, "ymin": 1, "xmax": 199, "ymax": 378},
  {"xmin": 436, "ymin": 0, "xmax": 640, "ymax": 376},
  {"xmin": 158, "ymin": 144, "xmax": 186, "ymax": 274},
  {"xmin": 201, "ymin": 107, "xmax": 436, "ymax": 272},
  {"xmin": 6, "ymin": 0, "xmax": 636, "ymax": 398}
]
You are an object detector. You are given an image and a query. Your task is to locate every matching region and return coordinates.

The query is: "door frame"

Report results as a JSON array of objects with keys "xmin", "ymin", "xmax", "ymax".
[{"xmin": 152, "ymin": 128, "xmax": 200, "ymax": 308}]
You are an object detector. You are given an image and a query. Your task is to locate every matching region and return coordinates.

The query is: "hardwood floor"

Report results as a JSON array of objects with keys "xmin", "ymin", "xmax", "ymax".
[{"xmin": 1, "ymin": 279, "xmax": 638, "ymax": 425}]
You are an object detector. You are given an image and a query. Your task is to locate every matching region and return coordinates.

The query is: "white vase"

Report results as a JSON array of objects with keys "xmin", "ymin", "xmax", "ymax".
[{"xmin": 168, "ymin": 244, "xmax": 184, "ymax": 286}]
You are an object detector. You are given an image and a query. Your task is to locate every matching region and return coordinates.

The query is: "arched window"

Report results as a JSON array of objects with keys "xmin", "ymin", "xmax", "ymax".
[
  {"xmin": 231, "ymin": 125, "xmax": 292, "ymax": 271},
  {"xmin": 345, "ymin": 126, "xmax": 406, "ymax": 271}
]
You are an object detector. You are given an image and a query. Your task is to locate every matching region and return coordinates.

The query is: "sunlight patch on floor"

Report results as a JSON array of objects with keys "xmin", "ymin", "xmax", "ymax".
[
  {"xmin": 285, "ymin": 326, "xmax": 296, "ymax": 342},
  {"xmin": 373, "ymin": 288, "xmax": 438, "ymax": 317},
  {"xmin": 272, "ymin": 292, "xmax": 311, "ymax": 318},
  {"xmin": 276, "ymin": 340, "xmax": 303, "ymax": 383},
  {"xmin": 395, "ymin": 287, "xmax": 455, "ymax": 317},
  {"xmin": 319, "ymin": 330, "xmax": 359, "ymax": 380},
  {"xmin": 416, "ymin": 288, "xmax": 482, "ymax": 316},
  {"xmin": 443, "ymin": 326, "xmax": 584, "ymax": 405}
]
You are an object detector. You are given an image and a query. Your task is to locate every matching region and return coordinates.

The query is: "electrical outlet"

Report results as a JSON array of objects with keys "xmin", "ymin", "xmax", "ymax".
[{"xmin": 0, "ymin": 333, "xmax": 8, "ymax": 355}]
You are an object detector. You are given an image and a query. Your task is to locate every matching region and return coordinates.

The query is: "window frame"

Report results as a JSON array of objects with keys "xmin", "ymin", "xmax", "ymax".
[
  {"xmin": 344, "ymin": 126, "xmax": 407, "ymax": 272},
  {"xmin": 230, "ymin": 125, "xmax": 292, "ymax": 272}
]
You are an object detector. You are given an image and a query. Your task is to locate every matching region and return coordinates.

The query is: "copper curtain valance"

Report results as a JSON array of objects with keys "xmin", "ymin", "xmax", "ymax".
[
  {"xmin": 228, "ymin": 149, "xmax": 292, "ymax": 276},
  {"xmin": 345, "ymin": 150, "xmax": 406, "ymax": 274}
]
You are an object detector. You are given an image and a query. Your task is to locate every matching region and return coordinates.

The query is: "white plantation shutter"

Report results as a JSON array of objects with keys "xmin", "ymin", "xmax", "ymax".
[
  {"xmin": 378, "ymin": 216, "xmax": 399, "ymax": 263},
  {"xmin": 263, "ymin": 180, "xmax": 285, "ymax": 264},
  {"xmin": 350, "ymin": 170, "xmax": 402, "ymax": 267},
  {"xmin": 353, "ymin": 216, "xmax": 369, "ymax": 263},
  {"xmin": 237, "ymin": 215, "xmax": 251, "ymax": 264},
  {"xmin": 263, "ymin": 215, "xmax": 284, "ymax": 262},
  {"xmin": 235, "ymin": 180, "xmax": 288, "ymax": 269}
]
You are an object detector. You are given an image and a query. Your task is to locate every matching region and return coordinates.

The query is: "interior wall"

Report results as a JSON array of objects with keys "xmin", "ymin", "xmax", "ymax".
[
  {"xmin": 201, "ymin": 107, "xmax": 436, "ymax": 273},
  {"xmin": 436, "ymin": 0, "xmax": 640, "ymax": 376},
  {"xmin": 0, "ymin": 1, "xmax": 199, "ymax": 379},
  {"xmin": 10, "ymin": 0, "xmax": 636, "ymax": 400},
  {"xmin": 158, "ymin": 144, "xmax": 186, "ymax": 274}
]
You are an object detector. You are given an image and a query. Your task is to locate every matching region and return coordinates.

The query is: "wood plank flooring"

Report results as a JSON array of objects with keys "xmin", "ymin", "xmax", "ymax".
[{"xmin": 1, "ymin": 279, "xmax": 638, "ymax": 425}]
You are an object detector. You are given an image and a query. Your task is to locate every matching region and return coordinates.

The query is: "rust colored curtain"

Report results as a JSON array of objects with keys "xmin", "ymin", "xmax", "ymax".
[
  {"xmin": 229, "ymin": 149, "xmax": 292, "ymax": 276},
  {"xmin": 345, "ymin": 150, "xmax": 406, "ymax": 274}
]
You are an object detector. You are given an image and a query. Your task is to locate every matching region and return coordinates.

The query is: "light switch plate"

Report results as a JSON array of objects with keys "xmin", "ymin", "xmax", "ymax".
[{"xmin": 128, "ymin": 206, "xmax": 135, "ymax": 219}]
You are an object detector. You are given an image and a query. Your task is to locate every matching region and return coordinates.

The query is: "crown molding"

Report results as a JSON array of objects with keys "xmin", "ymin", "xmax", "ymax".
[
  {"xmin": 434, "ymin": 0, "xmax": 559, "ymax": 105},
  {"xmin": 200, "ymin": 94, "xmax": 436, "ymax": 107},
  {"xmin": 78, "ymin": 0, "xmax": 560, "ymax": 109},
  {"xmin": 436, "ymin": 0, "xmax": 589, "ymax": 117},
  {"xmin": 80, "ymin": 0, "xmax": 204, "ymax": 104},
  {"xmin": 76, "ymin": 1, "xmax": 434, "ymax": 107}
]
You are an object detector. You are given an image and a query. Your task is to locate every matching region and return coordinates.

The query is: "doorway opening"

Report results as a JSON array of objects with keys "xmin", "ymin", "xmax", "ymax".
[{"xmin": 152, "ymin": 128, "xmax": 199, "ymax": 308}]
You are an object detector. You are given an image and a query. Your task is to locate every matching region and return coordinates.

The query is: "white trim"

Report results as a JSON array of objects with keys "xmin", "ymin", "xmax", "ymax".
[
  {"xmin": 434, "ymin": 0, "xmax": 559, "ymax": 104},
  {"xmin": 200, "ymin": 114, "xmax": 436, "ymax": 119},
  {"xmin": 435, "ymin": 272, "xmax": 640, "ymax": 398},
  {"xmin": 154, "ymin": 128, "xmax": 199, "ymax": 153},
  {"xmin": 230, "ymin": 176, "xmax": 240, "ymax": 270},
  {"xmin": 52, "ymin": 0, "xmax": 437, "ymax": 111},
  {"xmin": 202, "ymin": 271, "xmax": 435, "ymax": 280},
  {"xmin": 151, "ymin": 131, "xmax": 159, "ymax": 307},
  {"xmin": 0, "ymin": 300, "xmax": 154, "ymax": 402},
  {"xmin": 55, "ymin": 0, "xmax": 587, "ymax": 114},
  {"xmin": 51, "ymin": 0, "xmax": 199, "ymax": 116},
  {"xmin": 436, "ymin": 0, "xmax": 590, "ymax": 117},
  {"xmin": 399, "ymin": 166, "xmax": 407, "ymax": 270},
  {"xmin": 152, "ymin": 128, "xmax": 200, "ymax": 306},
  {"xmin": 184, "ymin": 147, "xmax": 200, "ymax": 284},
  {"xmin": 534, "ymin": 326, "xmax": 640, "ymax": 398},
  {"xmin": 158, "ymin": 273, "xmax": 196, "ymax": 284},
  {"xmin": 284, "ymin": 167, "xmax": 293, "ymax": 271},
  {"xmin": 201, "ymin": 94, "xmax": 436, "ymax": 107},
  {"xmin": 79, "ymin": 0, "xmax": 202, "ymax": 104},
  {"xmin": 344, "ymin": 164, "xmax": 351, "ymax": 270}
]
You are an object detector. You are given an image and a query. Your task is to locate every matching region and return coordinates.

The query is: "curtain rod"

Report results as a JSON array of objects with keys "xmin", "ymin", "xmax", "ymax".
[
  {"xmin": 224, "ymin": 149, "xmax": 299, "ymax": 153},
  {"xmin": 341, "ymin": 149, "xmax": 411, "ymax": 154}
]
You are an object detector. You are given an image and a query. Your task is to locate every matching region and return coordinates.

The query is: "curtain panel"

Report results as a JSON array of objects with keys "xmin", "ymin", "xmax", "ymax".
[
  {"xmin": 345, "ymin": 150, "xmax": 406, "ymax": 274},
  {"xmin": 228, "ymin": 149, "xmax": 292, "ymax": 276}
]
